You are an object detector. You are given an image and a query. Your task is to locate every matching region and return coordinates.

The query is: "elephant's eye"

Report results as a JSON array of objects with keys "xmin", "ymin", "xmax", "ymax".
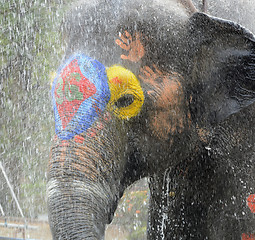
[
  {"xmin": 106, "ymin": 65, "xmax": 144, "ymax": 120},
  {"xmin": 115, "ymin": 94, "xmax": 135, "ymax": 108}
]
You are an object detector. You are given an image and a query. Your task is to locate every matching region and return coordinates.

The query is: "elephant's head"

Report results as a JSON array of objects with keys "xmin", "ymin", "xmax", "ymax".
[{"xmin": 47, "ymin": 0, "xmax": 255, "ymax": 239}]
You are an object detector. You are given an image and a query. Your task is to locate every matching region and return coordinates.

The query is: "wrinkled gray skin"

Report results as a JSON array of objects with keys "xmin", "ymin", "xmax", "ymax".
[{"xmin": 47, "ymin": 0, "xmax": 255, "ymax": 239}]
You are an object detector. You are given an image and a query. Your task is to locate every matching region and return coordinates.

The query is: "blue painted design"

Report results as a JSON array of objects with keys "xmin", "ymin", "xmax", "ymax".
[{"xmin": 52, "ymin": 54, "xmax": 110, "ymax": 140}]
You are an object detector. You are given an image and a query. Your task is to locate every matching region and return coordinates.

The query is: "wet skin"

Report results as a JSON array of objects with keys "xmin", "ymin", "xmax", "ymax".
[{"xmin": 47, "ymin": 1, "xmax": 255, "ymax": 239}]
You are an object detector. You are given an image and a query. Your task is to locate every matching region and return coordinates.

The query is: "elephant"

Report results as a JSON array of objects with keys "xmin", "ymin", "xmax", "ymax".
[{"xmin": 47, "ymin": 0, "xmax": 255, "ymax": 239}]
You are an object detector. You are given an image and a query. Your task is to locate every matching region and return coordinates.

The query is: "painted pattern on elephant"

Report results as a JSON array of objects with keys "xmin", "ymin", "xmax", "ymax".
[
  {"xmin": 52, "ymin": 54, "xmax": 110, "ymax": 140},
  {"xmin": 52, "ymin": 54, "xmax": 145, "ymax": 140},
  {"xmin": 115, "ymin": 31, "xmax": 145, "ymax": 62}
]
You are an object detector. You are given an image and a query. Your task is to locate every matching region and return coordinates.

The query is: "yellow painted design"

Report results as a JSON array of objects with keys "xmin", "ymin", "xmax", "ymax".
[{"xmin": 107, "ymin": 66, "xmax": 144, "ymax": 120}]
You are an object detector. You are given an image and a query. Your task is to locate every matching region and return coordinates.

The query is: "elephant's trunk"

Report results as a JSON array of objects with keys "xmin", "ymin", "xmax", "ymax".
[
  {"xmin": 47, "ymin": 120, "xmax": 125, "ymax": 239},
  {"xmin": 47, "ymin": 179, "xmax": 111, "ymax": 239}
]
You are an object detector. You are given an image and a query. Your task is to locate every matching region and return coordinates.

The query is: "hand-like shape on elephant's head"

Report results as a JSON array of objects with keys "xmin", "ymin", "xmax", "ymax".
[
  {"xmin": 115, "ymin": 31, "xmax": 145, "ymax": 62},
  {"xmin": 47, "ymin": 0, "xmax": 255, "ymax": 239}
]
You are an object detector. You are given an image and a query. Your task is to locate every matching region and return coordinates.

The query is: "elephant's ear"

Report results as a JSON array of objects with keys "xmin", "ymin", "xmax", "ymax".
[{"xmin": 188, "ymin": 13, "xmax": 255, "ymax": 125}]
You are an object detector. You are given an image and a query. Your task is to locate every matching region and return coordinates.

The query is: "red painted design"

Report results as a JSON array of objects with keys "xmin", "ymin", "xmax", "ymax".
[
  {"xmin": 96, "ymin": 122, "xmax": 104, "ymax": 130},
  {"xmin": 74, "ymin": 135, "xmax": 85, "ymax": 144},
  {"xmin": 60, "ymin": 140, "xmax": 69, "ymax": 147},
  {"xmin": 110, "ymin": 76, "xmax": 122, "ymax": 84},
  {"xmin": 242, "ymin": 233, "xmax": 255, "ymax": 240},
  {"xmin": 103, "ymin": 112, "xmax": 111, "ymax": 122},
  {"xmin": 55, "ymin": 59, "xmax": 96, "ymax": 129},
  {"xmin": 247, "ymin": 194, "xmax": 255, "ymax": 213},
  {"xmin": 92, "ymin": 100, "xmax": 102, "ymax": 116},
  {"xmin": 87, "ymin": 129, "xmax": 97, "ymax": 138}
]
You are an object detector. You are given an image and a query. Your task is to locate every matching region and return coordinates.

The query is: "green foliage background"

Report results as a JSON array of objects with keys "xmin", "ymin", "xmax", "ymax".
[{"xmin": 113, "ymin": 185, "xmax": 148, "ymax": 240}]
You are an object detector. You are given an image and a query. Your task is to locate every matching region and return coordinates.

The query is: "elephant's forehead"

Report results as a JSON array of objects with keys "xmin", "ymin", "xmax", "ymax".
[
  {"xmin": 51, "ymin": 54, "xmax": 146, "ymax": 140},
  {"xmin": 52, "ymin": 54, "xmax": 110, "ymax": 140}
]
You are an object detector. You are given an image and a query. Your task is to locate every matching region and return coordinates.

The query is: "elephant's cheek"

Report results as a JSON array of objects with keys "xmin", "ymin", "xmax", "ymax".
[
  {"xmin": 150, "ymin": 111, "xmax": 176, "ymax": 141},
  {"xmin": 147, "ymin": 75, "xmax": 187, "ymax": 141},
  {"xmin": 150, "ymin": 110, "xmax": 185, "ymax": 140}
]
